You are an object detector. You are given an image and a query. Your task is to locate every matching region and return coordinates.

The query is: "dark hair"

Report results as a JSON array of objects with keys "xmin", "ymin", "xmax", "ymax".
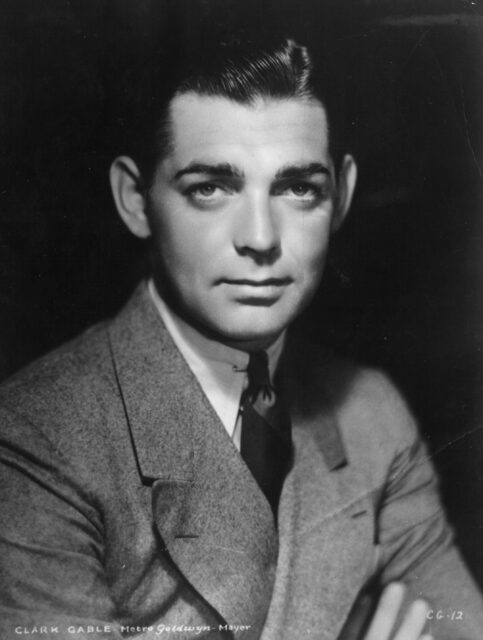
[
  {"xmin": 108, "ymin": 35, "xmax": 344, "ymax": 187},
  {"xmin": 177, "ymin": 38, "xmax": 313, "ymax": 101}
]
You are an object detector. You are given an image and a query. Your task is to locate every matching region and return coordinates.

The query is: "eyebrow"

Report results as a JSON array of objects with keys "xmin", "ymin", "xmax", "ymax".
[
  {"xmin": 172, "ymin": 161, "xmax": 331, "ymax": 181},
  {"xmin": 274, "ymin": 163, "xmax": 331, "ymax": 180},
  {"xmin": 173, "ymin": 162, "xmax": 243, "ymax": 181}
]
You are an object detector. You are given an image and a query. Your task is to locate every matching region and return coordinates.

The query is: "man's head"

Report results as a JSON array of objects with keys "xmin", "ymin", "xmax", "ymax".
[{"xmin": 110, "ymin": 37, "xmax": 357, "ymax": 350}]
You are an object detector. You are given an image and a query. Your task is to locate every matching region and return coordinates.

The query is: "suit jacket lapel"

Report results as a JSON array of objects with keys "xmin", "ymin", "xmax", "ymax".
[
  {"xmin": 265, "ymin": 339, "xmax": 375, "ymax": 640},
  {"xmin": 276, "ymin": 416, "xmax": 375, "ymax": 640},
  {"xmin": 107, "ymin": 283, "xmax": 277, "ymax": 632}
]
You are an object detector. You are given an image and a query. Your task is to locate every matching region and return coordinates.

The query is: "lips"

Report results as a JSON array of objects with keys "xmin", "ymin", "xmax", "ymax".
[
  {"xmin": 221, "ymin": 277, "xmax": 292, "ymax": 286},
  {"xmin": 217, "ymin": 277, "xmax": 292, "ymax": 306}
]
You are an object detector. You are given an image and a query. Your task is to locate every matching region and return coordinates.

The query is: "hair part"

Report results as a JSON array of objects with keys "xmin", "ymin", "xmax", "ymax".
[{"xmin": 110, "ymin": 37, "xmax": 343, "ymax": 189}]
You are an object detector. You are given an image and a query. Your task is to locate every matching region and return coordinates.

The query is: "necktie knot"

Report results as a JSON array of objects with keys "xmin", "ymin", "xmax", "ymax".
[
  {"xmin": 246, "ymin": 351, "xmax": 274, "ymax": 403},
  {"xmin": 240, "ymin": 351, "xmax": 292, "ymax": 518}
]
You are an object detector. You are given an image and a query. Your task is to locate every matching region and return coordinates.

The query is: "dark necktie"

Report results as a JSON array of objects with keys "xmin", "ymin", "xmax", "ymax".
[{"xmin": 240, "ymin": 351, "xmax": 292, "ymax": 516}]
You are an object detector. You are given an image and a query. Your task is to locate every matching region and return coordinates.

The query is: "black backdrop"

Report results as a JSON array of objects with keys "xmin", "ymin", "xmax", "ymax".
[{"xmin": 1, "ymin": 0, "xmax": 483, "ymax": 585}]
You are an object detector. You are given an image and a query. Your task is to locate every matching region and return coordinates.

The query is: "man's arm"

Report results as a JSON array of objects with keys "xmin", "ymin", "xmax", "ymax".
[
  {"xmin": 342, "ymin": 583, "xmax": 433, "ymax": 640},
  {"xmin": 376, "ymin": 425, "xmax": 482, "ymax": 638},
  {"xmin": 333, "ymin": 367, "xmax": 483, "ymax": 639},
  {"xmin": 0, "ymin": 407, "xmax": 124, "ymax": 640},
  {"xmin": 344, "ymin": 372, "xmax": 483, "ymax": 639}
]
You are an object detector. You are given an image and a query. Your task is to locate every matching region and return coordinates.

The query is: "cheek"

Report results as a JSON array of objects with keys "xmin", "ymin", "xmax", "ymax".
[
  {"xmin": 286, "ymin": 217, "xmax": 332, "ymax": 274},
  {"xmin": 152, "ymin": 223, "xmax": 222, "ymax": 298},
  {"xmin": 150, "ymin": 210, "xmax": 200, "ymax": 272},
  {"xmin": 157, "ymin": 233, "xmax": 200, "ymax": 280}
]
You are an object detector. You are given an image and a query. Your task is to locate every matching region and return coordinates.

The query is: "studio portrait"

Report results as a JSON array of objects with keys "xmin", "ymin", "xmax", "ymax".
[{"xmin": 0, "ymin": 1, "xmax": 482, "ymax": 639}]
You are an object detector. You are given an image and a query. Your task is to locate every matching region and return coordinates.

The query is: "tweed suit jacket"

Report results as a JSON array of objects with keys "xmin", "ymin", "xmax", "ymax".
[{"xmin": 0, "ymin": 282, "xmax": 482, "ymax": 640}]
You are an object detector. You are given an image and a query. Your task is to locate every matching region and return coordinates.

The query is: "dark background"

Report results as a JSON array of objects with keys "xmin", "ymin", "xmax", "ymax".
[{"xmin": 1, "ymin": 0, "xmax": 483, "ymax": 585}]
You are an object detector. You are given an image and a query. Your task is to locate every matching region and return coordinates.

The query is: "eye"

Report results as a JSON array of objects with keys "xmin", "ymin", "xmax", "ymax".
[
  {"xmin": 182, "ymin": 179, "xmax": 239, "ymax": 209},
  {"xmin": 290, "ymin": 183, "xmax": 316, "ymax": 197},
  {"xmin": 281, "ymin": 181, "xmax": 324, "ymax": 204},
  {"xmin": 187, "ymin": 183, "xmax": 222, "ymax": 199},
  {"xmin": 182, "ymin": 182, "xmax": 235, "ymax": 209}
]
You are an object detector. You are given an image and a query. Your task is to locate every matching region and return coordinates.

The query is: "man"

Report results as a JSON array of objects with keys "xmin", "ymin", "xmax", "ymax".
[{"xmin": 0, "ymin": 35, "xmax": 481, "ymax": 640}]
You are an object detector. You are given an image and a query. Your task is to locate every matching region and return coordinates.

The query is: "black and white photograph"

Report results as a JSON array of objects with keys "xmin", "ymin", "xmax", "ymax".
[{"xmin": 0, "ymin": 1, "xmax": 482, "ymax": 638}]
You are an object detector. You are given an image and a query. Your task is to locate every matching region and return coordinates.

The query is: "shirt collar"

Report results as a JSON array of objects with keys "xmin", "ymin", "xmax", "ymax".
[{"xmin": 148, "ymin": 280, "xmax": 285, "ymax": 442}]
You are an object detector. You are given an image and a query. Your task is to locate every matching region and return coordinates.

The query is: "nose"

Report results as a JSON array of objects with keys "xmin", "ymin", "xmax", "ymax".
[{"xmin": 234, "ymin": 193, "xmax": 281, "ymax": 261}]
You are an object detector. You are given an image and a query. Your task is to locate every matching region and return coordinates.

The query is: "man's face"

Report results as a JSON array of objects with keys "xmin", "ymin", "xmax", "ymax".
[{"xmin": 143, "ymin": 93, "xmax": 352, "ymax": 349}]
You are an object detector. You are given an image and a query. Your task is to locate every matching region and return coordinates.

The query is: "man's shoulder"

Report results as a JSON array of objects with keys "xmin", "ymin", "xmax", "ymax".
[
  {"xmin": 0, "ymin": 319, "xmax": 116, "ymax": 437},
  {"xmin": 330, "ymin": 356, "xmax": 419, "ymax": 457},
  {"xmin": 286, "ymin": 331, "xmax": 403, "ymax": 409},
  {"xmin": 0, "ymin": 282, "xmax": 172, "ymax": 451},
  {"xmin": 286, "ymin": 331, "xmax": 419, "ymax": 455},
  {"xmin": 0, "ymin": 282, "xmax": 153, "ymax": 413}
]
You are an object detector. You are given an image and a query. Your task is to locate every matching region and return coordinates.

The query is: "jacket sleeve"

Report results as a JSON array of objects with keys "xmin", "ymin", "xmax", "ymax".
[
  {"xmin": 373, "ymin": 374, "xmax": 483, "ymax": 640},
  {"xmin": 0, "ymin": 407, "xmax": 124, "ymax": 640}
]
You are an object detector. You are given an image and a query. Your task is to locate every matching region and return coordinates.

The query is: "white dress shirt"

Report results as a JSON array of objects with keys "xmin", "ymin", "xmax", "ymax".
[{"xmin": 148, "ymin": 279, "xmax": 285, "ymax": 450}]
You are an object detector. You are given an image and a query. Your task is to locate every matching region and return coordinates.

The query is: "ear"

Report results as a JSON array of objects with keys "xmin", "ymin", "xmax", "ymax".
[
  {"xmin": 109, "ymin": 156, "xmax": 151, "ymax": 239},
  {"xmin": 331, "ymin": 154, "xmax": 357, "ymax": 232}
]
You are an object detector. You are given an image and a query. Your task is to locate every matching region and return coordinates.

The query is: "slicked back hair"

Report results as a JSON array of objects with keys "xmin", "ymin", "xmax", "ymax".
[
  {"xmin": 178, "ymin": 39, "xmax": 313, "ymax": 102},
  {"xmin": 110, "ymin": 36, "xmax": 343, "ymax": 188}
]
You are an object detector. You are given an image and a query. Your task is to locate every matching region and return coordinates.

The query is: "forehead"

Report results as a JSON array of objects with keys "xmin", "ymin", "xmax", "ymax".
[{"xmin": 163, "ymin": 93, "xmax": 331, "ymax": 172}]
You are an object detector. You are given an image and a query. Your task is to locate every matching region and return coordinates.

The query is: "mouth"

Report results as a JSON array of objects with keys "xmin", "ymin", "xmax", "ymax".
[
  {"xmin": 221, "ymin": 277, "xmax": 292, "ymax": 287},
  {"xmin": 219, "ymin": 277, "xmax": 292, "ymax": 305}
]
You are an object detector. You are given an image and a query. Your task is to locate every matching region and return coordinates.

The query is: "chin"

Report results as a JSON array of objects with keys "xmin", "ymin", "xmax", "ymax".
[{"xmin": 208, "ymin": 314, "xmax": 290, "ymax": 349}]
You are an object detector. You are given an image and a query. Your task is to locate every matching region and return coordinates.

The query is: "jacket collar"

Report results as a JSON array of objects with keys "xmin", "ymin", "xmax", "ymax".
[
  {"xmin": 107, "ymin": 282, "xmax": 350, "ymax": 633},
  {"xmin": 108, "ymin": 283, "xmax": 348, "ymax": 478},
  {"xmin": 107, "ymin": 282, "xmax": 278, "ymax": 635},
  {"xmin": 282, "ymin": 329, "xmax": 348, "ymax": 471}
]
